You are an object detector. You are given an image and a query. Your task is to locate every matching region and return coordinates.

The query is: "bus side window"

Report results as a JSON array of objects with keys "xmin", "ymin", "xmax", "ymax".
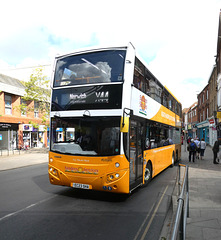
[
  {"xmin": 162, "ymin": 91, "xmax": 168, "ymax": 108},
  {"xmin": 133, "ymin": 58, "xmax": 145, "ymax": 93},
  {"xmin": 149, "ymin": 126, "xmax": 158, "ymax": 149},
  {"xmin": 145, "ymin": 126, "xmax": 150, "ymax": 149}
]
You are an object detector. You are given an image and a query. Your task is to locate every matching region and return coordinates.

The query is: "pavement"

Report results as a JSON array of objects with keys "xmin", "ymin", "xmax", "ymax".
[
  {"xmin": 179, "ymin": 144, "xmax": 221, "ymax": 240},
  {"xmin": 0, "ymin": 148, "xmax": 48, "ymax": 171},
  {"xmin": 1, "ymin": 146, "xmax": 221, "ymax": 239}
]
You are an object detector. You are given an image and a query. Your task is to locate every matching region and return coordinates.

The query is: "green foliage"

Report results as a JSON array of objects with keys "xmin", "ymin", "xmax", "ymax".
[
  {"xmin": 16, "ymin": 67, "xmax": 51, "ymax": 125},
  {"xmin": 22, "ymin": 67, "xmax": 51, "ymax": 115}
]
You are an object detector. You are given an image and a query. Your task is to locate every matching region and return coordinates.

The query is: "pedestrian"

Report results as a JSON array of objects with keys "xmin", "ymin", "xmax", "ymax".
[
  {"xmin": 187, "ymin": 139, "xmax": 197, "ymax": 162},
  {"xmin": 187, "ymin": 137, "xmax": 191, "ymax": 144},
  {"xmin": 199, "ymin": 138, "xmax": 206, "ymax": 160},
  {"xmin": 194, "ymin": 137, "xmax": 200, "ymax": 159},
  {"xmin": 212, "ymin": 138, "xmax": 221, "ymax": 164}
]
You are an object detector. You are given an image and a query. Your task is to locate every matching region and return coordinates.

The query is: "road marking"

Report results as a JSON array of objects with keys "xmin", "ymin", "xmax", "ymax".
[
  {"xmin": 133, "ymin": 185, "xmax": 169, "ymax": 240},
  {"xmin": 0, "ymin": 196, "xmax": 54, "ymax": 222}
]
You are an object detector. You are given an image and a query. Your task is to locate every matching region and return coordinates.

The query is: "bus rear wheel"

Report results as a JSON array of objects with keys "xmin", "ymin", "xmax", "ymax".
[
  {"xmin": 170, "ymin": 153, "xmax": 175, "ymax": 167},
  {"xmin": 144, "ymin": 162, "xmax": 152, "ymax": 185}
]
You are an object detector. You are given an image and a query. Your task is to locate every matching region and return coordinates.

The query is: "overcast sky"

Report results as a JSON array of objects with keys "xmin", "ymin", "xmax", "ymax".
[{"xmin": 0, "ymin": 0, "xmax": 221, "ymax": 108}]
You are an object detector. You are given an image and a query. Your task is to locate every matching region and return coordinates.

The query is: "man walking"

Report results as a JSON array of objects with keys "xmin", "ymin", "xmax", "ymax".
[
  {"xmin": 212, "ymin": 138, "xmax": 221, "ymax": 164},
  {"xmin": 188, "ymin": 139, "xmax": 197, "ymax": 162}
]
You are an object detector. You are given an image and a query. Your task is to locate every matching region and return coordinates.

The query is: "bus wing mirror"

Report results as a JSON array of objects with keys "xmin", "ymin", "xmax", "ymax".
[
  {"xmin": 120, "ymin": 116, "xmax": 129, "ymax": 132},
  {"xmin": 120, "ymin": 108, "xmax": 133, "ymax": 133}
]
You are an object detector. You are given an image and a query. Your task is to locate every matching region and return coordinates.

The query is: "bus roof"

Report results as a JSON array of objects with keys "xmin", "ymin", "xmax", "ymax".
[
  {"xmin": 54, "ymin": 42, "xmax": 133, "ymax": 60},
  {"xmin": 164, "ymin": 85, "xmax": 181, "ymax": 104}
]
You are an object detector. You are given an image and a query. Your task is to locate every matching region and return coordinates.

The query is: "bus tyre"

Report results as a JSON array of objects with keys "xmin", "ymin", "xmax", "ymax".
[
  {"xmin": 144, "ymin": 162, "xmax": 152, "ymax": 185},
  {"xmin": 170, "ymin": 153, "xmax": 175, "ymax": 168}
]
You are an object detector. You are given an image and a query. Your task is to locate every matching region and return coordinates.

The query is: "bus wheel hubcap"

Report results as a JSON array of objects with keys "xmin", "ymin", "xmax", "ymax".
[{"xmin": 145, "ymin": 167, "xmax": 150, "ymax": 181}]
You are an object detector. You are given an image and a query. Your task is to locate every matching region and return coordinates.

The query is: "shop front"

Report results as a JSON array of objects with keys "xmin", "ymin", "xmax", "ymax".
[
  {"xmin": 22, "ymin": 124, "xmax": 47, "ymax": 148},
  {"xmin": 196, "ymin": 120, "xmax": 209, "ymax": 144},
  {"xmin": 208, "ymin": 117, "xmax": 217, "ymax": 146},
  {"xmin": 0, "ymin": 123, "xmax": 19, "ymax": 150}
]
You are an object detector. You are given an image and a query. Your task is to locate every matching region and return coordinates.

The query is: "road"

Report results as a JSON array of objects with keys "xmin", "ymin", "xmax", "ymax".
[{"xmin": 0, "ymin": 163, "xmax": 177, "ymax": 240}]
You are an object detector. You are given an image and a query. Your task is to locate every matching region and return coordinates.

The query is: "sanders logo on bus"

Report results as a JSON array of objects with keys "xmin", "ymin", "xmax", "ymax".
[{"xmin": 139, "ymin": 95, "xmax": 147, "ymax": 116}]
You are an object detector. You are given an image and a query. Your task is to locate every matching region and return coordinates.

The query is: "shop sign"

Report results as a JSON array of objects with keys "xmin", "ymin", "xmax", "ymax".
[
  {"xmin": 0, "ymin": 123, "xmax": 11, "ymax": 129},
  {"xmin": 209, "ymin": 118, "xmax": 215, "ymax": 125},
  {"xmin": 23, "ymin": 124, "xmax": 33, "ymax": 131},
  {"xmin": 188, "ymin": 124, "xmax": 192, "ymax": 130},
  {"xmin": 217, "ymin": 111, "xmax": 221, "ymax": 119}
]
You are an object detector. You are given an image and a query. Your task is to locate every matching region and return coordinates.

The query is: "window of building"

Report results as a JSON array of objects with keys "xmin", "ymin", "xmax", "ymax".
[
  {"xmin": 21, "ymin": 99, "xmax": 27, "ymax": 116},
  {"xmin": 207, "ymin": 89, "xmax": 208, "ymax": 99},
  {"xmin": 5, "ymin": 94, "xmax": 12, "ymax": 115}
]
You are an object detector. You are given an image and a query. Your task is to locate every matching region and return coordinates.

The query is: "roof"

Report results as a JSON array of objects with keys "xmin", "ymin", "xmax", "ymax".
[
  {"xmin": 0, "ymin": 73, "xmax": 25, "ymax": 96},
  {"xmin": 188, "ymin": 102, "xmax": 198, "ymax": 111},
  {"xmin": 0, "ymin": 74, "xmax": 25, "ymax": 88},
  {"xmin": 182, "ymin": 108, "xmax": 189, "ymax": 114}
]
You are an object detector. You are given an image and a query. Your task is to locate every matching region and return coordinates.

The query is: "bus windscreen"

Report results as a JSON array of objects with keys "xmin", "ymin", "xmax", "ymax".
[
  {"xmin": 51, "ymin": 116, "xmax": 121, "ymax": 156},
  {"xmin": 54, "ymin": 50, "xmax": 126, "ymax": 87}
]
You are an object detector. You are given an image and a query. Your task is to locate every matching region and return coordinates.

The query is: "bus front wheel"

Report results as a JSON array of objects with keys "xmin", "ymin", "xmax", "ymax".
[{"xmin": 144, "ymin": 162, "xmax": 152, "ymax": 185}]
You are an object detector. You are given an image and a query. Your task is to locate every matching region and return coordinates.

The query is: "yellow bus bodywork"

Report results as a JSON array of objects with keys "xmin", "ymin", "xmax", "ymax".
[
  {"xmin": 48, "ymin": 152, "xmax": 130, "ymax": 194},
  {"xmin": 143, "ymin": 144, "xmax": 175, "ymax": 183}
]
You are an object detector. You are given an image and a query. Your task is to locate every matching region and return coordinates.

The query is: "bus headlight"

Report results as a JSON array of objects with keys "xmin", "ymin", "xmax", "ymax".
[
  {"xmin": 115, "ymin": 162, "xmax": 120, "ymax": 168},
  {"xmin": 49, "ymin": 167, "xmax": 58, "ymax": 177},
  {"xmin": 106, "ymin": 173, "xmax": 120, "ymax": 182}
]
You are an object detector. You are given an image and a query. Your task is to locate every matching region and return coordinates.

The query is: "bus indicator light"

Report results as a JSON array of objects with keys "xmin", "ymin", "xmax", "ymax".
[{"xmin": 108, "ymin": 187, "xmax": 112, "ymax": 191}]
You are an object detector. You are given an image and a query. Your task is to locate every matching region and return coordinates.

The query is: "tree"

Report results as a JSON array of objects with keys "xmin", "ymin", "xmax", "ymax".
[{"xmin": 17, "ymin": 67, "xmax": 51, "ymax": 126}]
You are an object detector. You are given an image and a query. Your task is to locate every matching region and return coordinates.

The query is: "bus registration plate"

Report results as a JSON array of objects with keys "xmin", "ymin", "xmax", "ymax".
[{"xmin": 72, "ymin": 183, "xmax": 91, "ymax": 189}]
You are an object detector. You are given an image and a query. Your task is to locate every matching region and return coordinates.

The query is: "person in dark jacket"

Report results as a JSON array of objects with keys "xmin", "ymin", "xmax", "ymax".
[
  {"xmin": 187, "ymin": 139, "xmax": 197, "ymax": 162},
  {"xmin": 212, "ymin": 138, "xmax": 221, "ymax": 164}
]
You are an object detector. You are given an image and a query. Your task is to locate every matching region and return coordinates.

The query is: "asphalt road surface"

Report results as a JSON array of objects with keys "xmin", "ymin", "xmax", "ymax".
[{"xmin": 0, "ymin": 163, "xmax": 177, "ymax": 240}]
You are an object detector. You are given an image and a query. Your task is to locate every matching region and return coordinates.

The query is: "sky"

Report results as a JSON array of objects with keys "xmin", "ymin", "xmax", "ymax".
[{"xmin": 0, "ymin": 0, "xmax": 221, "ymax": 108}]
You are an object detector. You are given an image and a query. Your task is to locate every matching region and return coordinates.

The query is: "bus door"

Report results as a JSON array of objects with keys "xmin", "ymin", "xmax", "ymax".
[{"xmin": 129, "ymin": 120, "xmax": 144, "ymax": 190}]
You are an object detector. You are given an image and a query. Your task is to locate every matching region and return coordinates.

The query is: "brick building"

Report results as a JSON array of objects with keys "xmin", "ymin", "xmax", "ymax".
[
  {"xmin": 0, "ymin": 74, "xmax": 49, "ymax": 150},
  {"xmin": 196, "ymin": 84, "xmax": 210, "ymax": 143},
  {"xmin": 187, "ymin": 102, "xmax": 198, "ymax": 138}
]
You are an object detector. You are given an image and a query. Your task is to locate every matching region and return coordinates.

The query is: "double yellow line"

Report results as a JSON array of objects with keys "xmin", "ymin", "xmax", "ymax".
[{"xmin": 134, "ymin": 185, "xmax": 169, "ymax": 240}]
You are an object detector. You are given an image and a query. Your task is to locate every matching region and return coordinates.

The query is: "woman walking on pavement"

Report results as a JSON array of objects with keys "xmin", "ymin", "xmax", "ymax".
[{"xmin": 199, "ymin": 138, "xmax": 206, "ymax": 160}]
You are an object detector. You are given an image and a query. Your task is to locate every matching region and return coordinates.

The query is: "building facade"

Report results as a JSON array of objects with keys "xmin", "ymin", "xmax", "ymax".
[
  {"xmin": 187, "ymin": 102, "xmax": 198, "ymax": 139},
  {"xmin": 208, "ymin": 65, "xmax": 218, "ymax": 146},
  {"xmin": 216, "ymin": 11, "xmax": 221, "ymax": 138},
  {"xmin": 182, "ymin": 108, "xmax": 189, "ymax": 138},
  {"xmin": 196, "ymin": 84, "xmax": 210, "ymax": 143},
  {"xmin": 0, "ymin": 74, "xmax": 49, "ymax": 150}
]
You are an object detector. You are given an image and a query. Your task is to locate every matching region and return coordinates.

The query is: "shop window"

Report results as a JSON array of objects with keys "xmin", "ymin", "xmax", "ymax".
[{"xmin": 5, "ymin": 94, "xmax": 12, "ymax": 115}]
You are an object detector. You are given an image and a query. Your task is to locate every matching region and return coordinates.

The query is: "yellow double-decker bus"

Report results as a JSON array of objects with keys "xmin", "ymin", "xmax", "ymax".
[{"xmin": 48, "ymin": 43, "xmax": 182, "ymax": 194}]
